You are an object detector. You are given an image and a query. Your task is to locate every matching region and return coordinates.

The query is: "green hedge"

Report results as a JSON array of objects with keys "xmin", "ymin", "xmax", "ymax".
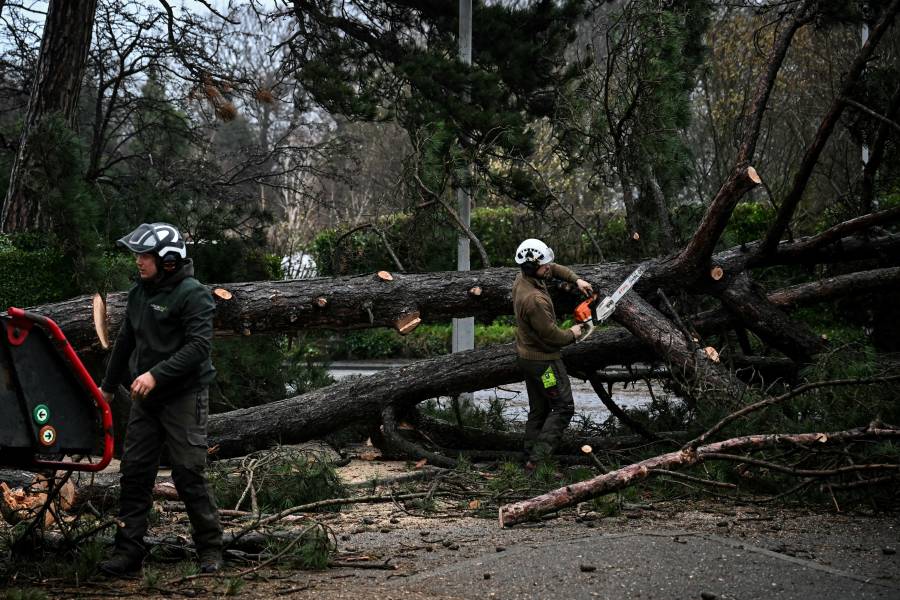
[
  {"xmin": 326, "ymin": 319, "xmax": 517, "ymax": 360},
  {"xmin": 311, "ymin": 206, "xmax": 626, "ymax": 276},
  {"xmin": 0, "ymin": 234, "xmax": 134, "ymax": 309}
]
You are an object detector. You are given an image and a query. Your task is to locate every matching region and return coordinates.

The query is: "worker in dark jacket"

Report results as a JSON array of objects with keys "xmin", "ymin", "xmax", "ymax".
[
  {"xmin": 512, "ymin": 238, "xmax": 593, "ymax": 470},
  {"xmin": 98, "ymin": 222, "xmax": 222, "ymax": 576}
]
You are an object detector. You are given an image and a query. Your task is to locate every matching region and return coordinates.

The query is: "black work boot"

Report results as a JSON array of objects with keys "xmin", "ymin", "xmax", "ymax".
[
  {"xmin": 98, "ymin": 552, "xmax": 143, "ymax": 577},
  {"xmin": 198, "ymin": 548, "xmax": 223, "ymax": 573}
]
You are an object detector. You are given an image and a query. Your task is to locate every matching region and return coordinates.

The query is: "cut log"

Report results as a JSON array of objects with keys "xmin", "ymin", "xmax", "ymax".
[
  {"xmin": 92, "ymin": 293, "xmax": 109, "ymax": 349},
  {"xmin": 498, "ymin": 426, "xmax": 900, "ymax": 527},
  {"xmin": 394, "ymin": 311, "xmax": 422, "ymax": 335}
]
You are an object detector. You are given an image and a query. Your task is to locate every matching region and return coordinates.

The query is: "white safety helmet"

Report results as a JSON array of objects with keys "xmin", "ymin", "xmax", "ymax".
[{"xmin": 515, "ymin": 238, "xmax": 554, "ymax": 266}]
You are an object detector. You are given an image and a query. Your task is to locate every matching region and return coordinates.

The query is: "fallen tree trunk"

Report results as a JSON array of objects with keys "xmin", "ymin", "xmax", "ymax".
[
  {"xmin": 208, "ymin": 329, "xmax": 650, "ymax": 458},
  {"xmin": 207, "ymin": 325, "xmax": 796, "ymax": 460},
  {"xmin": 21, "ymin": 231, "xmax": 899, "ymax": 356},
  {"xmin": 497, "ymin": 426, "xmax": 900, "ymax": 527}
]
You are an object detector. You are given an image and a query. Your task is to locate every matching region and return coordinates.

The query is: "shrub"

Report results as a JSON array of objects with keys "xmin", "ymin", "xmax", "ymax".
[{"xmin": 209, "ymin": 447, "xmax": 346, "ymax": 513}]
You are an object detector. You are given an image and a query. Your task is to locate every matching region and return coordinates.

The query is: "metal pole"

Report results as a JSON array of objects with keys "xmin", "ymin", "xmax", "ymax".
[
  {"xmin": 861, "ymin": 20, "xmax": 870, "ymax": 168},
  {"xmin": 452, "ymin": 0, "xmax": 475, "ymax": 357}
]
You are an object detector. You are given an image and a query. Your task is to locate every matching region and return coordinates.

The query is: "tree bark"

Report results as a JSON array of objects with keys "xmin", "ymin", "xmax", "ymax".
[
  {"xmin": 207, "ymin": 329, "xmax": 650, "ymax": 458},
  {"xmin": 498, "ymin": 426, "xmax": 900, "ymax": 527},
  {"xmin": 28, "ymin": 226, "xmax": 899, "ymax": 357},
  {"xmin": 715, "ymin": 272, "xmax": 825, "ymax": 362},
  {"xmin": 1, "ymin": 0, "xmax": 98, "ymax": 232}
]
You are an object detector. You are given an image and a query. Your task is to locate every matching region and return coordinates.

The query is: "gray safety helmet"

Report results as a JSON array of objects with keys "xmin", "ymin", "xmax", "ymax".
[{"xmin": 117, "ymin": 222, "xmax": 187, "ymax": 270}]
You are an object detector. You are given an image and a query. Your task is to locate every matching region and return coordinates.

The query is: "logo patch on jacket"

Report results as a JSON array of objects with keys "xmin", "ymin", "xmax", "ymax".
[
  {"xmin": 541, "ymin": 366, "xmax": 557, "ymax": 388},
  {"xmin": 151, "ymin": 304, "xmax": 168, "ymax": 313}
]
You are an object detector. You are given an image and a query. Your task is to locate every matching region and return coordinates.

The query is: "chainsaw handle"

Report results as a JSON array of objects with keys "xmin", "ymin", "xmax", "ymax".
[{"xmin": 7, "ymin": 307, "xmax": 114, "ymax": 472}]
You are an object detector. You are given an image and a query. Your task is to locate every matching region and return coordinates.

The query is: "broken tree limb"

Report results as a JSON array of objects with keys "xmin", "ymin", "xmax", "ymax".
[
  {"xmin": 671, "ymin": 0, "xmax": 815, "ymax": 274},
  {"xmin": 411, "ymin": 414, "xmax": 687, "ymax": 455},
  {"xmin": 610, "ymin": 292, "xmax": 742, "ymax": 398},
  {"xmin": 686, "ymin": 374, "xmax": 900, "ymax": 449},
  {"xmin": 586, "ymin": 374, "xmax": 660, "ymax": 441},
  {"xmin": 497, "ymin": 426, "xmax": 900, "ymax": 527},
  {"xmin": 380, "ymin": 404, "xmax": 458, "ymax": 468},
  {"xmin": 756, "ymin": 0, "xmax": 900, "ymax": 260},
  {"xmin": 716, "ymin": 272, "xmax": 826, "ymax": 362},
  {"xmin": 766, "ymin": 266, "xmax": 900, "ymax": 308}
]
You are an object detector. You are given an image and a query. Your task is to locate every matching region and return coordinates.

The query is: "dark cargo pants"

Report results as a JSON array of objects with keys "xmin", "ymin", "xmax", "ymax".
[
  {"xmin": 517, "ymin": 357, "xmax": 574, "ymax": 462},
  {"xmin": 115, "ymin": 388, "xmax": 222, "ymax": 559}
]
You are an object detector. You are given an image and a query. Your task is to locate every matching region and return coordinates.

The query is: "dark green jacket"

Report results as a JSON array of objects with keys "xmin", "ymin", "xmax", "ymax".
[{"xmin": 101, "ymin": 260, "xmax": 216, "ymax": 400}]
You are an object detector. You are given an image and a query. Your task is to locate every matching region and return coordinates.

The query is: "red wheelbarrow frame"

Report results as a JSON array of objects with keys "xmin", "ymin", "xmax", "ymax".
[{"xmin": 6, "ymin": 307, "xmax": 114, "ymax": 472}]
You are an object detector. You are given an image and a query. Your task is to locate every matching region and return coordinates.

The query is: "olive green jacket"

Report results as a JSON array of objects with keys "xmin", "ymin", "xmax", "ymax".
[
  {"xmin": 513, "ymin": 263, "xmax": 580, "ymax": 360},
  {"xmin": 101, "ymin": 260, "xmax": 216, "ymax": 400}
]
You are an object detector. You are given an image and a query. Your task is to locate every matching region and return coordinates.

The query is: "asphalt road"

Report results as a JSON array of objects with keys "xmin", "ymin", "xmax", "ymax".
[{"xmin": 397, "ymin": 530, "xmax": 899, "ymax": 600}]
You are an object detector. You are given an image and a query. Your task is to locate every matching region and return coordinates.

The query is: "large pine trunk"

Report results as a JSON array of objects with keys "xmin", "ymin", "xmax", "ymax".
[{"xmin": 1, "ymin": 0, "xmax": 98, "ymax": 231}]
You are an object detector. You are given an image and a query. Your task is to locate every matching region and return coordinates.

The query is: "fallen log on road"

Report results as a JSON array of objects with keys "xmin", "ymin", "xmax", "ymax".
[
  {"xmin": 497, "ymin": 425, "xmax": 900, "ymax": 527},
  {"xmin": 208, "ymin": 328, "xmax": 650, "ymax": 458}
]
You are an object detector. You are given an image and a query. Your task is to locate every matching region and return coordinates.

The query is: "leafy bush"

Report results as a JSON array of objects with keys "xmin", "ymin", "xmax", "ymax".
[{"xmin": 721, "ymin": 202, "xmax": 775, "ymax": 247}]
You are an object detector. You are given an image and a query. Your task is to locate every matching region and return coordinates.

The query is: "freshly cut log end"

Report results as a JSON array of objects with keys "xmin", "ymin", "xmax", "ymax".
[
  {"xmin": 213, "ymin": 288, "xmax": 233, "ymax": 301},
  {"xmin": 632, "ymin": 232, "xmax": 640, "ymax": 241},
  {"xmin": 469, "ymin": 286, "xmax": 483, "ymax": 297},
  {"xmin": 710, "ymin": 266, "xmax": 724, "ymax": 281},
  {"xmin": 747, "ymin": 166, "xmax": 761, "ymax": 184},
  {"xmin": 395, "ymin": 312, "xmax": 422, "ymax": 335},
  {"xmin": 581, "ymin": 445, "xmax": 593, "ymax": 454},
  {"xmin": 92, "ymin": 293, "xmax": 109, "ymax": 349},
  {"xmin": 315, "ymin": 297, "xmax": 328, "ymax": 308},
  {"xmin": 377, "ymin": 271, "xmax": 394, "ymax": 281}
]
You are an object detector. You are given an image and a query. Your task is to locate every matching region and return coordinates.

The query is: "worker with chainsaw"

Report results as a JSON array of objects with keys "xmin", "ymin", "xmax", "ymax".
[
  {"xmin": 513, "ymin": 238, "xmax": 593, "ymax": 471},
  {"xmin": 98, "ymin": 223, "xmax": 223, "ymax": 576}
]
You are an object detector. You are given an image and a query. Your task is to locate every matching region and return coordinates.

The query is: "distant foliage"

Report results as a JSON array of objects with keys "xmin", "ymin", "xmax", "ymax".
[
  {"xmin": 0, "ymin": 234, "xmax": 133, "ymax": 308},
  {"xmin": 311, "ymin": 206, "xmax": 628, "ymax": 276}
]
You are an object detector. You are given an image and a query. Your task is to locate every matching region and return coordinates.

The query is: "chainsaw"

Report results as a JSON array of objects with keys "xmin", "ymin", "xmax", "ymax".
[{"xmin": 573, "ymin": 264, "xmax": 646, "ymax": 343}]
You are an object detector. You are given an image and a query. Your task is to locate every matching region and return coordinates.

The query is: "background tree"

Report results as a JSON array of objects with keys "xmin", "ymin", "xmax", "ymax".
[{"xmin": 1, "ymin": 0, "xmax": 97, "ymax": 233}]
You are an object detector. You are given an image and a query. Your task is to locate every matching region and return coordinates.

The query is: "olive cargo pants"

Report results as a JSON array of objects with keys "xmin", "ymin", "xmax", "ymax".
[
  {"xmin": 517, "ymin": 357, "xmax": 575, "ymax": 462},
  {"xmin": 115, "ymin": 388, "xmax": 222, "ymax": 559}
]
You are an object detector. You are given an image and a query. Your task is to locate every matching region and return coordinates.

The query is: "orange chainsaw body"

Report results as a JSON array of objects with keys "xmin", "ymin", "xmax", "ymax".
[{"xmin": 574, "ymin": 294, "xmax": 598, "ymax": 324}]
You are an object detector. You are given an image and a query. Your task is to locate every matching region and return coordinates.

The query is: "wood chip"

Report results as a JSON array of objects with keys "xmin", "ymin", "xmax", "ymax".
[
  {"xmin": 704, "ymin": 346, "xmax": 720, "ymax": 362},
  {"xmin": 315, "ymin": 296, "xmax": 328, "ymax": 308},
  {"xmin": 415, "ymin": 459, "xmax": 428, "ymax": 469},
  {"xmin": 213, "ymin": 288, "xmax": 233, "ymax": 300}
]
